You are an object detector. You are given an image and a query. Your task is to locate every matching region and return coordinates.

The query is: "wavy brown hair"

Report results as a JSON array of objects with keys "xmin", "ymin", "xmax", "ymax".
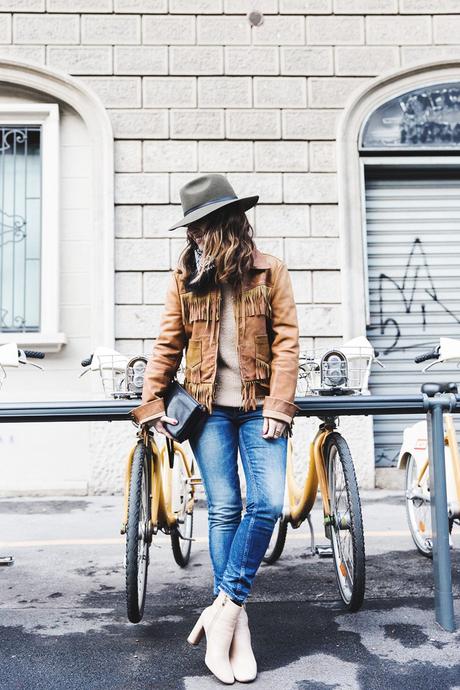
[{"xmin": 178, "ymin": 204, "xmax": 255, "ymax": 293}]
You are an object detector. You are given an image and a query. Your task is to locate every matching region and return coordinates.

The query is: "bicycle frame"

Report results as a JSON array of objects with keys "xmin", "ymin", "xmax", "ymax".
[
  {"xmin": 287, "ymin": 424, "xmax": 334, "ymax": 528},
  {"xmin": 120, "ymin": 431, "xmax": 195, "ymax": 535},
  {"xmin": 399, "ymin": 413, "xmax": 460, "ymax": 518},
  {"xmin": 399, "ymin": 341, "xmax": 460, "ymax": 520}
]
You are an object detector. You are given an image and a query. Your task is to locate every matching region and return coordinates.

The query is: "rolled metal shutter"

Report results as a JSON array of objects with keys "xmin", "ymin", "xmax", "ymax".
[{"xmin": 365, "ymin": 167, "xmax": 460, "ymax": 467}]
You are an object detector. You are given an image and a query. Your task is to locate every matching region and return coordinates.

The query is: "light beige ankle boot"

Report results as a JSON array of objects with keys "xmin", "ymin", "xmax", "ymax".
[
  {"xmin": 229, "ymin": 604, "xmax": 258, "ymax": 682},
  {"xmin": 187, "ymin": 591, "xmax": 242, "ymax": 685}
]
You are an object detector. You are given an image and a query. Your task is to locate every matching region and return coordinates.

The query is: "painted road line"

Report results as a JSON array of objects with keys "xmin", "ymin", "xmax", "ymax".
[{"xmin": 0, "ymin": 530, "xmax": 423, "ymax": 548}]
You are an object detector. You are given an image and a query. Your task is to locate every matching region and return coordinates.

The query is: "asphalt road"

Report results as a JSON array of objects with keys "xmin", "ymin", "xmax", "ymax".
[{"xmin": 0, "ymin": 492, "xmax": 459, "ymax": 690}]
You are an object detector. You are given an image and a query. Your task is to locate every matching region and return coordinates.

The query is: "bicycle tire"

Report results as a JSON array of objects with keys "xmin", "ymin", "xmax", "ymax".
[
  {"xmin": 170, "ymin": 446, "xmax": 194, "ymax": 567},
  {"xmin": 171, "ymin": 511, "xmax": 193, "ymax": 567},
  {"xmin": 405, "ymin": 455, "xmax": 455, "ymax": 558},
  {"xmin": 263, "ymin": 516, "xmax": 288, "ymax": 564},
  {"xmin": 405, "ymin": 453, "xmax": 433, "ymax": 558},
  {"xmin": 324, "ymin": 432, "xmax": 365, "ymax": 612},
  {"xmin": 125, "ymin": 440, "xmax": 151, "ymax": 623}
]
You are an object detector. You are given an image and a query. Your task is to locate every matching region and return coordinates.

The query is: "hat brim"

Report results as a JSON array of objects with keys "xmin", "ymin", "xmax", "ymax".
[{"xmin": 167, "ymin": 194, "xmax": 259, "ymax": 231}]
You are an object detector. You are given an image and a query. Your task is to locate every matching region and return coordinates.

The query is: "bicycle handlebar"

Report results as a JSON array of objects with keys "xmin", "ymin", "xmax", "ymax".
[
  {"xmin": 81, "ymin": 355, "xmax": 93, "ymax": 368},
  {"xmin": 22, "ymin": 350, "xmax": 45, "ymax": 359},
  {"xmin": 414, "ymin": 346, "xmax": 440, "ymax": 364}
]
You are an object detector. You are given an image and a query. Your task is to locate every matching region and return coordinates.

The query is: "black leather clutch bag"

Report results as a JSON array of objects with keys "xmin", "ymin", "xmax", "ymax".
[
  {"xmin": 163, "ymin": 379, "xmax": 208, "ymax": 443},
  {"xmin": 162, "ymin": 379, "xmax": 208, "ymax": 469}
]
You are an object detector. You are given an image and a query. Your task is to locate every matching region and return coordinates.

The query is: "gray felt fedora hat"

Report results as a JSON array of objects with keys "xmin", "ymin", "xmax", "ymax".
[{"xmin": 167, "ymin": 173, "xmax": 259, "ymax": 231}]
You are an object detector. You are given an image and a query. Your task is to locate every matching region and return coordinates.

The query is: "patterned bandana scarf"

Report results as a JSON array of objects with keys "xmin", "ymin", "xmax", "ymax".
[
  {"xmin": 186, "ymin": 246, "xmax": 216, "ymax": 294},
  {"xmin": 194, "ymin": 246, "xmax": 204, "ymax": 269}
]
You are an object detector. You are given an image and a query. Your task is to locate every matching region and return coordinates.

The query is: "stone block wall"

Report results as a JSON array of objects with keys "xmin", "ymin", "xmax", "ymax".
[
  {"xmin": 1, "ymin": 1, "xmax": 458, "ymax": 491},
  {"xmin": 1, "ymin": 1, "xmax": 456, "ymax": 355}
]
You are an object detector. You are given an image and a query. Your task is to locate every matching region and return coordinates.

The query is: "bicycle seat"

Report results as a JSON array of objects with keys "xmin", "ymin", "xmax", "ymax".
[{"xmin": 421, "ymin": 382, "xmax": 458, "ymax": 396}]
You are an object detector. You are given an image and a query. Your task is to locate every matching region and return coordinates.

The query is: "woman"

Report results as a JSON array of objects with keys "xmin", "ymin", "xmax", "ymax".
[{"xmin": 133, "ymin": 173, "xmax": 300, "ymax": 685}]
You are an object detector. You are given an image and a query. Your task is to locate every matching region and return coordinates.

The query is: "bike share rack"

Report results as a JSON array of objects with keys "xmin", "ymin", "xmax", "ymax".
[{"xmin": 0, "ymin": 390, "xmax": 458, "ymax": 632}]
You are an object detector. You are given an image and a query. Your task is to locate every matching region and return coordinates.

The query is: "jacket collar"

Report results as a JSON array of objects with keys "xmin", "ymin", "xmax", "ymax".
[{"xmin": 251, "ymin": 246, "xmax": 270, "ymax": 270}]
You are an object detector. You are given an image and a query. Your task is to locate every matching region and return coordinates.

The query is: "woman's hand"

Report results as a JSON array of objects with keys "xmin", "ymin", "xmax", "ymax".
[
  {"xmin": 145, "ymin": 415, "xmax": 178, "ymax": 440},
  {"xmin": 262, "ymin": 416, "xmax": 287, "ymax": 440}
]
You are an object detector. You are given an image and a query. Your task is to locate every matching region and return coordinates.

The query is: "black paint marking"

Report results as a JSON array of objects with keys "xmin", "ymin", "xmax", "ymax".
[{"xmin": 369, "ymin": 238, "xmax": 460, "ymax": 355}]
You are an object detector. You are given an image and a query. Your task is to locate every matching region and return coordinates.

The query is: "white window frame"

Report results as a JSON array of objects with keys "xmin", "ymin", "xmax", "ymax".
[{"xmin": 0, "ymin": 103, "xmax": 66, "ymax": 352}]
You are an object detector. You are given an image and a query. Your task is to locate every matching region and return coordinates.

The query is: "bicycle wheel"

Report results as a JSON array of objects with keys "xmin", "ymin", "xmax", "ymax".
[
  {"xmin": 324, "ymin": 432, "xmax": 365, "ymax": 612},
  {"xmin": 405, "ymin": 453, "xmax": 433, "ymax": 557},
  {"xmin": 170, "ymin": 448, "xmax": 194, "ymax": 567},
  {"xmin": 263, "ymin": 515, "xmax": 288, "ymax": 564},
  {"xmin": 126, "ymin": 440, "xmax": 151, "ymax": 623}
]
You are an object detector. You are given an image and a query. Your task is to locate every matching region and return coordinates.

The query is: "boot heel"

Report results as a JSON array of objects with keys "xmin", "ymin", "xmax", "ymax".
[{"xmin": 187, "ymin": 615, "xmax": 205, "ymax": 646}]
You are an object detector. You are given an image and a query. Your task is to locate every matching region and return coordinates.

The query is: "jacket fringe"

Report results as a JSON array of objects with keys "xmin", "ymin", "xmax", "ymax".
[
  {"xmin": 181, "ymin": 285, "xmax": 268, "ymax": 322},
  {"xmin": 234, "ymin": 284, "xmax": 272, "ymax": 317},
  {"xmin": 180, "ymin": 292, "xmax": 212, "ymax": 324},
  {"xmin": 180, "ymin": 291, "xmax": 222, "ymax": 322},
  {"xmin": 234, "ymin": 284, "xmax": 272, "ymax": 341},
  {"xmin": 255, "ymin": 358, "xmax": 271, "ymax": 380},
  {"xmin": 241, "ymin": 380, "xmax": 258, "ymax": 412},
  {"xmin": 184, "ymin": 380, "xmax": 215, "ymax": 414},
  {"xmin": 185, "ymin": 378, "xmax": 292, "ymax": 423},
  {"xmin": 180, "ymin": 290, "xmax": 221, "ymax": 344}
]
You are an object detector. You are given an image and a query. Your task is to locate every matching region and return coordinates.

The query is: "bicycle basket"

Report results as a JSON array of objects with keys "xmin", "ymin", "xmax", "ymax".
[
  {"xmin": 94, "ymin": 353, "xmax": 131, "ymax": 398},
  {"xmin": 297, "ymin": 342, "xmax": 374, "ymax": 397},
  {"xmin": 94, "ymin": 352, "xmax": 186, "ymax": 399}
]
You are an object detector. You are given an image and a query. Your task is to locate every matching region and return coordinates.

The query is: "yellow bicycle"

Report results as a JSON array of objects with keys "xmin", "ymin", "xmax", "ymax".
[
  {"xmin": 264, "ymin": 337, "xmax": 380, "ymax": 612},
  {"xmin": 121, "ymin": 427, "xmax": 199, "ymax": 622},
  {"xmin": 80, "ymin": 348, "xmax": 200, "ymax": 623}
]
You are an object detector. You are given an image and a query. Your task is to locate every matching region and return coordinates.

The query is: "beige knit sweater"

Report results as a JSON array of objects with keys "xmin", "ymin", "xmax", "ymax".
[{"xmin": 214, "ymin": 282, "xmax": 264, "ymax": 408}]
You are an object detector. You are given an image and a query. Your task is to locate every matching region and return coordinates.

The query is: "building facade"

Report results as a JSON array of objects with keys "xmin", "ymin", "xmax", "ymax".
[{"xmin": 1, "ymin": 0, "xmax": 459, "ymax": 494}]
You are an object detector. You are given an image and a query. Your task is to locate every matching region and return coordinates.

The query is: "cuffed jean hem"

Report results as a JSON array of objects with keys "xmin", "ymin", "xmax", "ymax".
[{"xmin": 217, "ymin": 584, "xmax": 246, "ymax": 606}]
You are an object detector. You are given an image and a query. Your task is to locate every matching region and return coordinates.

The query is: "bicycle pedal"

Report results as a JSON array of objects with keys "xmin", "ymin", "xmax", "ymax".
[
  {"xmin": 315, "ymin": 545, "xmax": 333, "ymax": 558},
  {"xmin": 0, "ymin": 555, "xmax": 14, "ymax": 566}
]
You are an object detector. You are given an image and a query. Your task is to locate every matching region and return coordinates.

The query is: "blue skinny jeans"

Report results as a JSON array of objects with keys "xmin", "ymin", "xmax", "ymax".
[{"xmin": 188, "ymin": 403, "xmax": 287, "ymax": 605}]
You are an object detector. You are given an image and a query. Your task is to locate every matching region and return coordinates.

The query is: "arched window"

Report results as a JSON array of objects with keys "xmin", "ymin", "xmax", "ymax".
[
  {"xmin": 360, "ymin": 81, "xmax": 460, "ymax": 150},
  {"xmin": 338, "ymin": 63, "xmax": 460, "ymax": 478},
  {"xmin": 0, "ymin": 60, "xmax": 114, "ymax": 352},
  {"xmin": 359, "ymin": 81, "xmax": 460, "ymax": 468}
]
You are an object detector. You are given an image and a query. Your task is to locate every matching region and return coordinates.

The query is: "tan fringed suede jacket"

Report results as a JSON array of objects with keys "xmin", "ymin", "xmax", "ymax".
[{"xmin": 131, "ymin": 247, "xmax": 300, "ymax": 428}]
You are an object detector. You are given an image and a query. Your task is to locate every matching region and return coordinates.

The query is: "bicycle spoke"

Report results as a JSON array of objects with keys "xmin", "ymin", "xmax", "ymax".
[{"xmin": 405, "ymin": 453, "xmax": 433, "ymax": 556}]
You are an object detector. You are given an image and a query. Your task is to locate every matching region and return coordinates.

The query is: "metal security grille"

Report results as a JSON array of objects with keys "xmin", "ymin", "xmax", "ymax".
[
  {"xmin": 365, "ymin": 167, "xmax": 460, "ymax": 467},
  {"xmin": 0, "ymin": 126, "xmax": 41, "ymax": 333}
]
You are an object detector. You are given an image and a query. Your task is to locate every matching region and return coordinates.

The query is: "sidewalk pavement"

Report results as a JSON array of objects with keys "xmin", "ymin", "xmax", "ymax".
[{"xmin": 0, "ymin": 491, "xmax": 459, "ymax": 690}]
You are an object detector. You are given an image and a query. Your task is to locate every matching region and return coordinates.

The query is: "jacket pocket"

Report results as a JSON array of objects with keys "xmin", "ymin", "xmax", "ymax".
[
  {"xmin": 186, "ymin": 338, "xmax": 202, "ymax": 383},
  {"xmin": 255, "ymin": 334, "xmax": 271, "ymax": 379}
]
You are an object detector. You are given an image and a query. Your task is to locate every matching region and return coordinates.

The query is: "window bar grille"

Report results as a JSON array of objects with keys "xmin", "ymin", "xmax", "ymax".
[{"xmin": 0, "ymin": 126, "xmax": 41, "ymax": 333}]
